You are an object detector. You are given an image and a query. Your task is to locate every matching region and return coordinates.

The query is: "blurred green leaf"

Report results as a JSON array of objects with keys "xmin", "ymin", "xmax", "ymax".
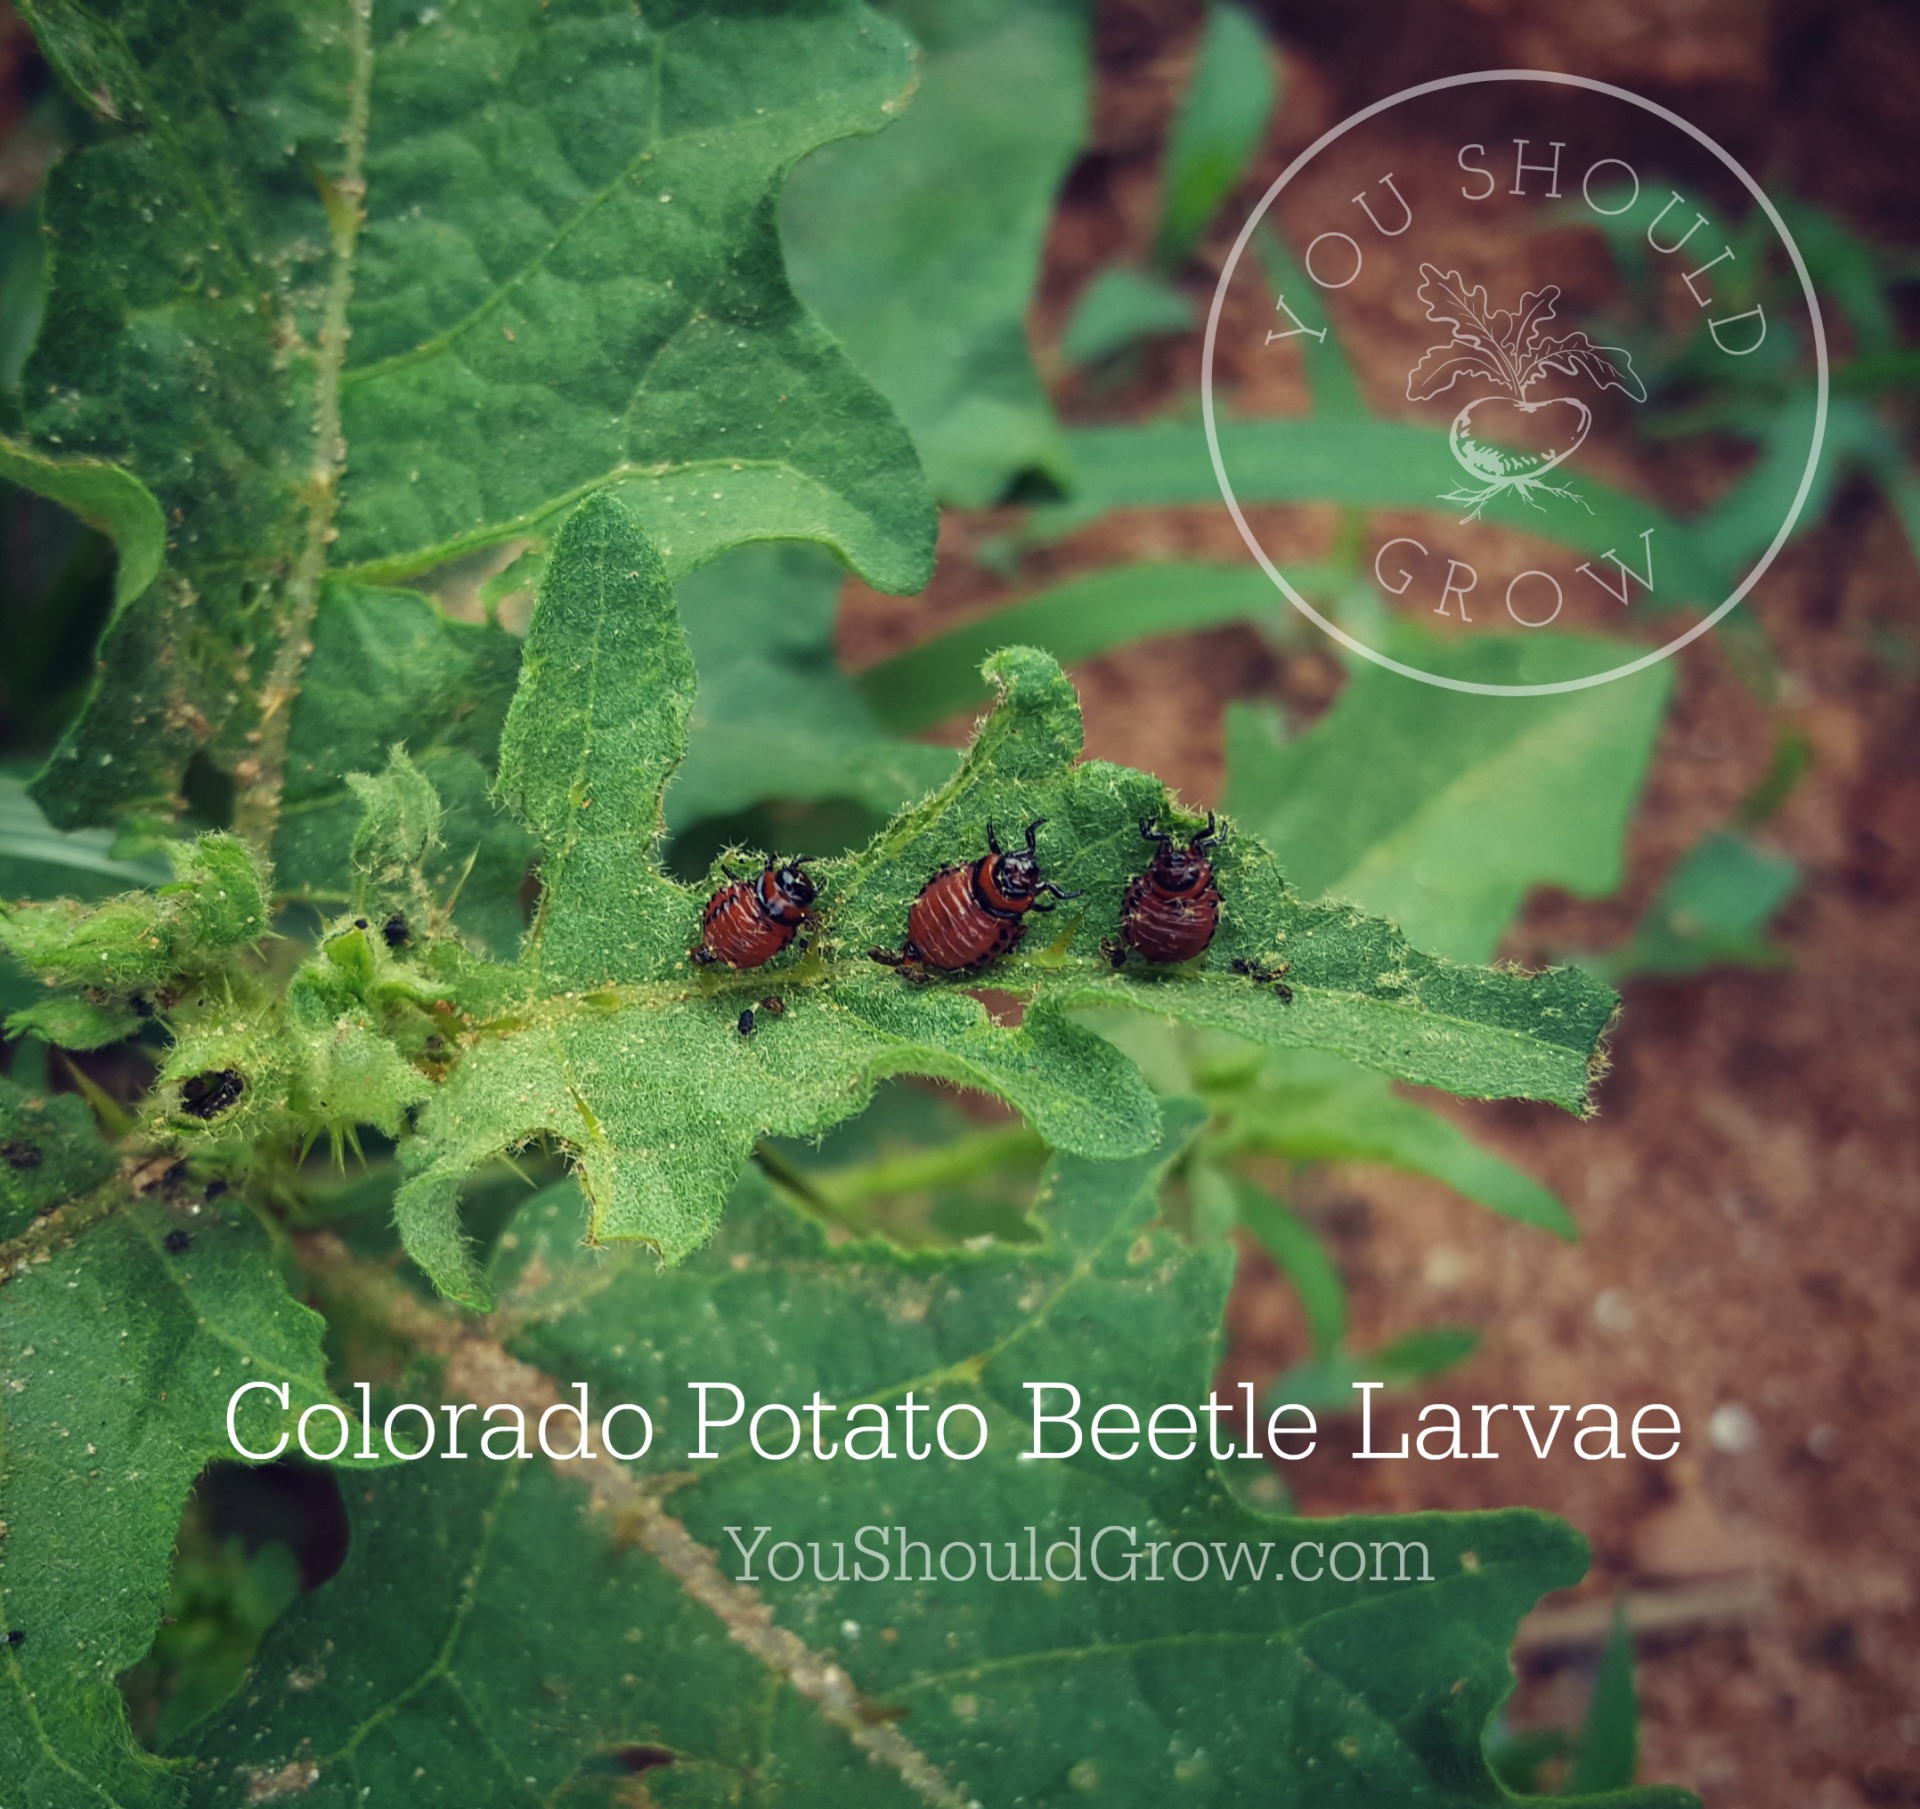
[
  {"xmin": 1211, "ymin": 1048, "xmax": 1575, "ymax": 1237},
  {"xmin": 1253, "ymin": 226, "xmax": 1366, "ymax": 416},
  {"xmin": 783, "ymin": 0, "xmax": 1088, "ymax": 505},
  {"xmin": 1570, "ymin": 1599, "xmax": 1641, "ymax": 1794},
  {"xmin": 673, "ymin": 543, "xmax": 956, "ymax": 828},
  {"xmin": 1591, "ymin": 831, "xmax": 1798, "ymax": 982},
  {"xmin": 1033, "ymin": 419, "xmax": 1728, "ymax": 596},
  {"xmin": 1154, "ymin": 1, "xmax": 1276, "ymax": 268},
  {"xmin": 1234, "ymin": 1175, "xmax": 1347, "ymax": 1352},
  {"xmin": 1281, "ymin": 1324, "xmax": 1482, "ymax": 1412},
  {"xmin": 1062, "ymin": 266, "xmax": 1196, "ymax": 368},
  {"xmin": 1227, "ymin": 632, "xmax": 1674, "ymax": 963},
  {"xmin": 0, "ymin": 774, "xmax": 171, "ymax": 900},
  {"xmin": 858, "ymin": 560, "xmax": 1285, "ymax": 733}
]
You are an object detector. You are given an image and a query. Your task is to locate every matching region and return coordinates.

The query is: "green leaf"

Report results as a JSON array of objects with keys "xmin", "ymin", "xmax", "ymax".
[
  {"xmin": 272, "ymin": 585, "xmax": 534, "ymax": 959},
  {"xmin": 1227, "ymin": 632, "xmax": 1674, "ymax": 963},
  {"xmin": 856, "ymin": 561, "xmax": 1283, "ymax": 735},
  {"xmin": 1, "ymin": 833, "xmax": 269, "ymax": 1001},
  {"xmin": 0, "ymin": 1195, "xmax": 343, "ymax": 1808},
  {"xmin": 782, "ymin": 0, "xmax": 1089, "ymax": 505},
  {"xmin": 16, "ymin": 0, "xmax": 937, "ymax": 831},
  {"xmin": 1061, "ymin": 266, "xmax": 1195, "ymax": 369},
  {"xmin": 1569, "ymin": 1598, "xmax": 1641, "ymax": 1794},
  {"xmin": 0, "ymin": 1073, "xmax": 115, "ymax": 1240},
  {"xmin": 1590, "ymin": 830, "xmax": 1799, "ymax": 981},
  {"xmin": 1233, "ymin": 1176, "xmax": 1347, "ymax": 1351},
  {"xmin": 391, "ymin": 494, "xmax": 1616, "ymax": 1308},
  {"xmin": 670, "ymin": 542, "xmax": 956, "ymax": 829},
  {"xmin": 0, "ymin": 434, "xmax": 164, "ymax": 610},
  {"xmin": 1214, "ymin": 1049, "xmax": 1574, "ymax": 1236},
  {"xmin": 1030, "ymin": 419, "xmax": 1729, "ymax": 595},
  {"xmin": 184, "ymin": 1117, "xmax": 1694, "ymax": 1809},
  {"xmin": 1281, "ymin": 1324, "xmax": 1482, "ymax": 1413},
  {"xmin": 1154, "ymin": 1, "xmax": 1277, "ymax": 268},
  {"xmin": 0, "ymin": 774, "xmax": 171, "ymax": 903}
]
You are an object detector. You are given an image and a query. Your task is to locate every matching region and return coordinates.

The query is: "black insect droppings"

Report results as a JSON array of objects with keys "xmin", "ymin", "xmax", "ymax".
[
  {"xmin": 164, "ymin": 1229, "xmax": 193, "ymax": 1255},
  {"xmin": 382, "ymin": 912, "xmax": 411, "ymax": 949},
  {"xmin": 1, "ymin": 1140, "xmax": 42, "ymax": 1170},
  {"xmin": 180, "ymin": 1069, "xmax": 246, "ymax": 1120}
]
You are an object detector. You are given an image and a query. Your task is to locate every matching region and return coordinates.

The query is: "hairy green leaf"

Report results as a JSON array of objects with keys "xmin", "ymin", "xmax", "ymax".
[
  {"xmin": 0, "ymin": 1074, "xmax": 115, "ymax": 1240},
  {"xmin": 389, "ymin": 494, "xmax": 1615, "ymax": 1308},
  {"xmin": 0, "ymin": 1196, "xmax": 342, "ymax": 1808},
  {"xmin": 2, "ymin": 834, "xmax": 268, "ymax": 1003},
  {"xmin": 1227, "ymin": 632, "xmax": 1674, "ymax": 963},
  {"xmin": 16, "ymin": 0, "xmax": 936, "ymax": 829},
  {"xmin": 272, "ymin": 586, "xmax": 534, "ymax": 959},
  {"xmin": 183, "ymin": 1115, "xmax": 1692, "ymax": 1809},
  {"xmin": 782, "ymin": 0, "xmax": 1088, "ymax": 505}
]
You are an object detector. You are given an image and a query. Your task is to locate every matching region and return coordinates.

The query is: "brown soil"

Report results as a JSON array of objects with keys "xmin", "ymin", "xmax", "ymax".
[{"xmin": 842, "ymin": 4, "xmax": 1920, "ymax": 1803}]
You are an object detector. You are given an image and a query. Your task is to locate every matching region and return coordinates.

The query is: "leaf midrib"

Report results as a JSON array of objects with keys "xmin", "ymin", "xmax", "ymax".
[{"xmin": 231, "ymin": 0, "xmax": 376, "ymax": 853}]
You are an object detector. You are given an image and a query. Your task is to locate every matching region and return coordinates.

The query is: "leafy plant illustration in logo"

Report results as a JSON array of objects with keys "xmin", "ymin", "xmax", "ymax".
[{"xmin": 1407, "ymin": 262, "xmax": 1648, "ymax": 522}]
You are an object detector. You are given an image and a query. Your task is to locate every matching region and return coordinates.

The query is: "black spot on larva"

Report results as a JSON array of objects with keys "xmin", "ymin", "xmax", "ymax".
[
  {"xmin": 1, "ymin": 1140, "xmax": 42, "ymax": 1170},
  {"xmin": 180, "ymin": 1070, "xmax": 245, "ymax": 1120}
]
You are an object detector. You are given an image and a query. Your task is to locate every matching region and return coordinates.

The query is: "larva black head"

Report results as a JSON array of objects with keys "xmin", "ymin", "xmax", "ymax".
[
  {"xmin": 772, "ymin": 858, "xmax": 817, "ymax": 911},
  {"xmin": 981, "ymin": 816, "xmax": 1082, "ymax": 909},
  {"xmin": 1141, "ymin": 813, "xmax": 1219, "ymax": 893}
]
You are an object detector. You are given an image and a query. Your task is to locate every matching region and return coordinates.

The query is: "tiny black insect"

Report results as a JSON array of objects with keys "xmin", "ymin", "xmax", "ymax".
[
  {"xmin": 164, "ymin": 1229, "xmax": 193, "ymax": 1255},
  {"xmin": 180, "ymin": 1069, "xmax": 246, "ymax": 1120},
  {"xmin": 1230, "ymin": 956, "xmax": 1294, "ymax": 1003},
  {"xmin": 382, "ymin": 912, "xmax": 411, "ymax": 949},
  {"xmin": 737, "ymin": 1008, "xmax": 757, "ymax": 1037},
  {"xmin": 353, "ymin": 917, "xmax": 369, "ymax": 930},
  {"xmin": 1, "ymin": 1139, "xmax": 42, "ymax": 1170}
]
